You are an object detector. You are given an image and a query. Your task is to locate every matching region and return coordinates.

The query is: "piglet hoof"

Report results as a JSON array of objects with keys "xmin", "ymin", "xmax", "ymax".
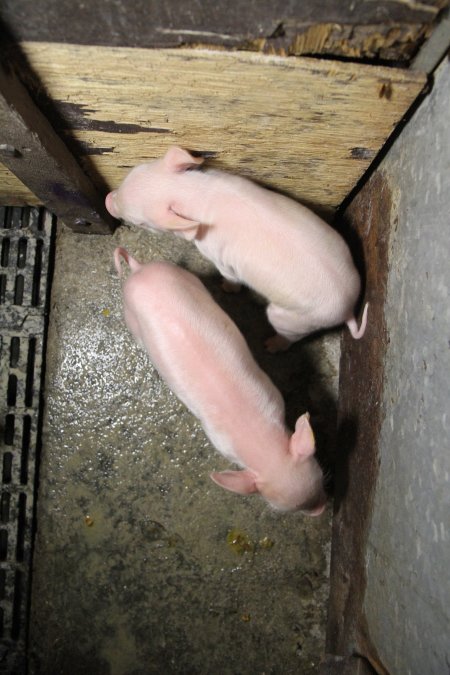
[
  {"xmin": 264, "ymin": 334, "xmax": 292, "ymax": 353},
  {"xmin": 221, "ymin": 279, "xmax": 242, "ymax": 294}
]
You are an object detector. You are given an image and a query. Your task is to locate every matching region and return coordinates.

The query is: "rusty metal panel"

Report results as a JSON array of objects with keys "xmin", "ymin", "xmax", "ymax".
[{"xmin": 325, "ymin": 170, "xmax": 392, "ymax": 674}]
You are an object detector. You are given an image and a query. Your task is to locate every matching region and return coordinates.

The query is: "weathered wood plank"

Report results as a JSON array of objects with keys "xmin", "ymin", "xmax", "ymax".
[
  {"xmin": 0, "ymin": 43, "xmax": 426, "ymax": 212},
  {"xmin": 0, "ymin": 54, "xmax": 117, "ymax": 233},
  {"xmin": 0, "ymin": 166, "xmax": 40, "ymax": 205}
]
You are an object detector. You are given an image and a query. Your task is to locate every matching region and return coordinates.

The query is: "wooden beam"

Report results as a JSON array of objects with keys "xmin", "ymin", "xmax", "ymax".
[
  {"xmin": 0, "ymin": 0, "xmax": 444, "ymax": 62},
  {"xmin": 0, "ymin": 55, "xmax": 117, "ymax": 233}
]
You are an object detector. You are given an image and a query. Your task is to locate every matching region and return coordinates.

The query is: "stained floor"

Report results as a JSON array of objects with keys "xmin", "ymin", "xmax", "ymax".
[{"xmin": 28, "ymin": 223, "xmax": 340, "ymax": 675}]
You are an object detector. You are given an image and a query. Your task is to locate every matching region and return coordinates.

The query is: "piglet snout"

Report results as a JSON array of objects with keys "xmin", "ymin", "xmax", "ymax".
[{"xmin": 105, "ymin": 191, "xmax": 118, "ymax": 218}]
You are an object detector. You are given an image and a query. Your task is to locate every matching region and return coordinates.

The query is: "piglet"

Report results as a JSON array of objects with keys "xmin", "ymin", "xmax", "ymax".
[
  {"xmin": 114, "ymin": 246, "xmax": 326, "ymax": 514},
  {"xmin": 106, "ymin": 147, "xmax": 368, "ymax": 352}
]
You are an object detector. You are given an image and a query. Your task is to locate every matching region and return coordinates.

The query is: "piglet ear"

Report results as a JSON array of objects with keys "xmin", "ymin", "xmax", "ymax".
[
  {"xmin": 290, "ymin": 413, "xmax": 316, "ymax": 460},
  {"xmin": 303, "ymin": 502, "xmax": 326, "ymax": 517},
  {"xmin": 163, "ymin": 146, "xmax": 205, "ymax": 173},
  {"xmin": 210, "ymin": 470, "xmax": 259, "ymax": 495},
  {"xmin": 165, "ymin": 207, "xmax": 201, "ymax": 240}
]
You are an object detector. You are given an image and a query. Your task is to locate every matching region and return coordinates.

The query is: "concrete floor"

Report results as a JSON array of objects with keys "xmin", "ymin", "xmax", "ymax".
[{"xmin": 28, "ymin": 223, "xmax": 340, "ymax": 674}]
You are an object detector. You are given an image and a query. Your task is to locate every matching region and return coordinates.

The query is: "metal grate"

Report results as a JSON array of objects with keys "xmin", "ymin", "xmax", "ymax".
[{"xmin": 0, "ymin": 207, "xmax": 54, "ymax": 674}]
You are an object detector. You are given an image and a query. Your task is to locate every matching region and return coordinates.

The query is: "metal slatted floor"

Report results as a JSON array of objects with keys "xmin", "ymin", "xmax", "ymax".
[{"xmin": 0, "ymin": 206, "xmax": 54, "ymax": 674}]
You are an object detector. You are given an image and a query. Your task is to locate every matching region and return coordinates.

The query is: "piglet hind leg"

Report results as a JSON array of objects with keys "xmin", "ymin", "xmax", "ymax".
[
  {"xmin": 220, "ymin": 269, "xmax": 242, "ymax": 294},
  {"xmin": 221, "ymin": 278, "xmax": 242, "ymax": 294},
  {"xmin": 265, "ymin": 303, "xmax": 306, "ymax": 353},
  {"xmin": 265, "ymin": 333, "xmax": 293, "ymax": 353}
]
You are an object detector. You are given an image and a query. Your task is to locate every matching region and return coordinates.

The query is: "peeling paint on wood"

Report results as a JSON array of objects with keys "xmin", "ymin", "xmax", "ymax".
[
  {"xmin": 0, "ymin": 43, "xmax": 426, "ymax": 211},
  {"xmin": 351, "ymin": 147, "xmax": 376, "ymax": 160},
  {"xmin": 284, "ymin": 22, "xmax": 432, "ymax": 61},
  {"xmin": 55, "ymin": 101, "xmax": 173, "ymax": 135}
]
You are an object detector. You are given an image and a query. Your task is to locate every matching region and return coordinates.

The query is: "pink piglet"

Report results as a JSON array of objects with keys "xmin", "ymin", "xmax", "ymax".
[
  {"xmin": 114, "ymin": 246, "xmax": 327, "ymax": 514},
  {"xmin": 107, "ymin": 147, "xmax": 368, "ymax": 352}
]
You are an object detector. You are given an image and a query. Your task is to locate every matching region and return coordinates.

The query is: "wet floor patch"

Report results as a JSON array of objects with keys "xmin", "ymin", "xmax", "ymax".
[{"xmin": 29, "ymin": 224, "xmax": 339, "ymax": 674}]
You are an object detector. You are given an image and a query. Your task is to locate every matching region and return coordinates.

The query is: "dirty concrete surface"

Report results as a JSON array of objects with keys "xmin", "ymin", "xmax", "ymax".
[{"xmin": 29, "ymin": 223, "xmax": 340, "ymax": 675}]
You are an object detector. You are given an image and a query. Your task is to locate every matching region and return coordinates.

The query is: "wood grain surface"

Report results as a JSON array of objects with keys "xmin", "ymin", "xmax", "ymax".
[{"xmin": 0, "ymin": 43, "xmax": 426, "ymax": 211}]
